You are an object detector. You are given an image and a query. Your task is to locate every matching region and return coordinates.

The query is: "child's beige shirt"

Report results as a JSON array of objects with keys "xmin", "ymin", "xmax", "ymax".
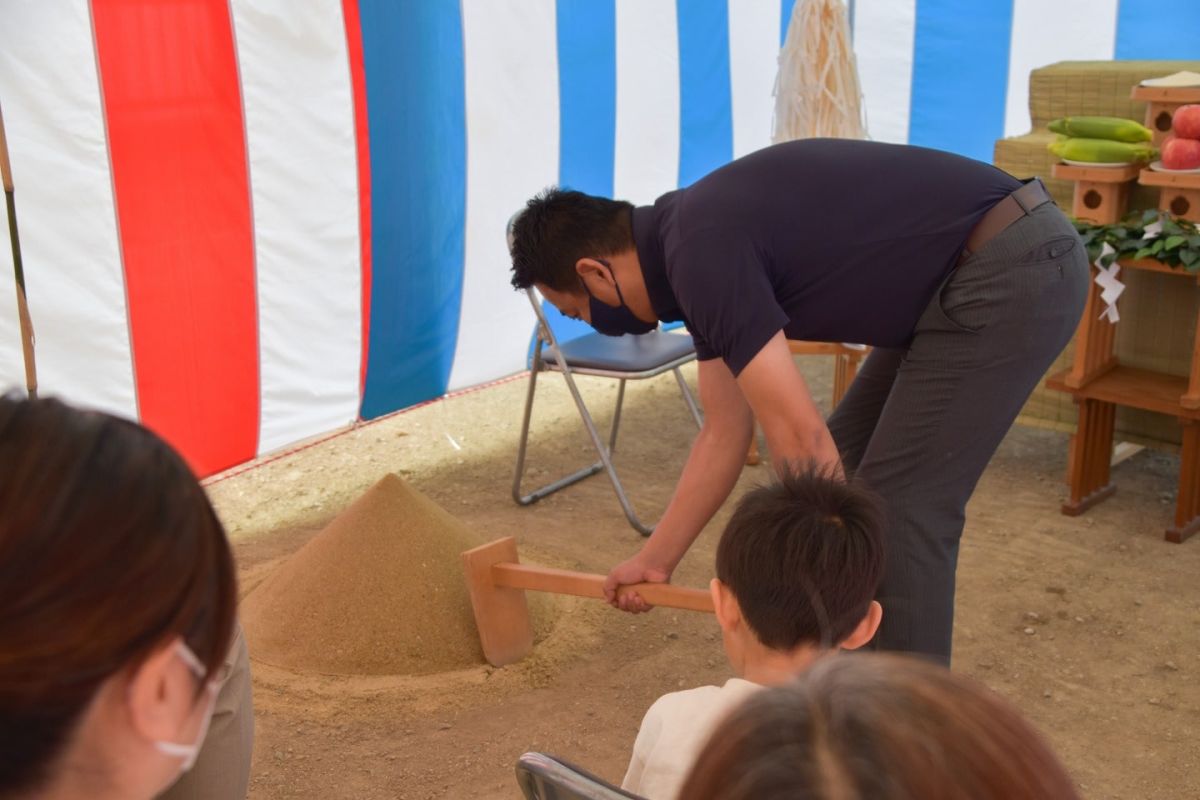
[{"xmin": 621, "ymin": 678, "xmax": 762, "ymax": 800}]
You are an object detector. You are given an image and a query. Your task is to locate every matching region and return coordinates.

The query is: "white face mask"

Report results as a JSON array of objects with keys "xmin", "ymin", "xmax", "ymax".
[{"xmin": 153, "ymin": 641, "xmax": 218, "ymax": 773}]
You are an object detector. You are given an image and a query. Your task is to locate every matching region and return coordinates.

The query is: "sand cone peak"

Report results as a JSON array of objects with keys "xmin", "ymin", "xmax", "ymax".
[{"xmin": 242, "ymin": 474, "xmax": 486, "ymax": 676}]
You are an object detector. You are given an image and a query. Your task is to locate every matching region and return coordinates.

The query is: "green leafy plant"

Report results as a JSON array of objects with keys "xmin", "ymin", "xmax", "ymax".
[{"xmin": 1072, "ymin": 209, "xmax": 1200, "ymax": 272}]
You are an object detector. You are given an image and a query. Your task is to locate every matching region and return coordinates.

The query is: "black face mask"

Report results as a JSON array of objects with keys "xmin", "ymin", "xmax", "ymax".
[{"xmin": 584, "ymin": 260, "xmax": 657, "ymax": 337}]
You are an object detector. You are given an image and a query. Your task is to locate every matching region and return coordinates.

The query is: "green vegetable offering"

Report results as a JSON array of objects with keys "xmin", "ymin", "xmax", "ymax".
[
  {"xmin": 1048, "ymin": 116, "xmax": 1153, "ymax": 143},
  {"xmin": 1048, "ymin": 137, "xmax": 1157, "ymax": 164}
]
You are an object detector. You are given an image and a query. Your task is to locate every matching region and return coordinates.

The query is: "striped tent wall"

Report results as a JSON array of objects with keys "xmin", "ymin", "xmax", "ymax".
[{"xmin": 2, "ymin": 0, "xmax": 1198, "ymax": 477}]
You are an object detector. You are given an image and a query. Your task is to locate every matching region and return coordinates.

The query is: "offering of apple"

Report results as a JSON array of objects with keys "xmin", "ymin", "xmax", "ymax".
[
  {"xmin": 1173, "ymin": 105, "xmax": 1200, "ymax": 140},
  {"xmin": 1163, "ymin": 105, "xmax": 1200, "ymax": 170},
  {"xmin": 1163, "ymin": 136, "xmax": 1200, "ymax": 170}
]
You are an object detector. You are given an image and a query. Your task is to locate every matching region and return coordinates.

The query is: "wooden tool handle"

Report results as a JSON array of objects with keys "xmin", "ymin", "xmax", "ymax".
[{"xmin": 492, "ymin": 562, "xmax": 714, "ymax": 613}]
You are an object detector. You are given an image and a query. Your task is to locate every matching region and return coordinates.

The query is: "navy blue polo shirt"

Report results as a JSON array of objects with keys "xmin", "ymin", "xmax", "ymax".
[{"xmin": 632, "ymin": 138, "xmax": 1021, "ymax": 376}]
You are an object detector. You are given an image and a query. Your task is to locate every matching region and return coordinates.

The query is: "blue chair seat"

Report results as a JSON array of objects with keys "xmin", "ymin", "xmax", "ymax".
[{"xmin": 542, "ymin": 331, "xmax": 695, "ymax": 373}]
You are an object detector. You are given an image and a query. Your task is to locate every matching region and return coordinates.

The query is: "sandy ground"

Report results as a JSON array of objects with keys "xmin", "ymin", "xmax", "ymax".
[{"xmin": 207, "ymin": 356, "xmax": 1200, "ymax": 800}]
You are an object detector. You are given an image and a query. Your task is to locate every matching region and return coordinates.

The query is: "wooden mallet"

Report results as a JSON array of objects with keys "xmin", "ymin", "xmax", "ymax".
[{"xmin": 462, "ymin": 536, "xmax": 714, "ymax": 667}]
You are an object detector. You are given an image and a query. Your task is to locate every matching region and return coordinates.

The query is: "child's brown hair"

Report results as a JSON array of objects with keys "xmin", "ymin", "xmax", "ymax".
[{"xmin": 715, "ymin": 463, "xmax": 884, "ymax": 649}]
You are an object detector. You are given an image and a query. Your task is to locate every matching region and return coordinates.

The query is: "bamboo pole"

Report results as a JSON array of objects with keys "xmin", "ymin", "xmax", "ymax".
[{"xmin": 0, "ymin": 100, "xmax": 37, "ymax": 399}]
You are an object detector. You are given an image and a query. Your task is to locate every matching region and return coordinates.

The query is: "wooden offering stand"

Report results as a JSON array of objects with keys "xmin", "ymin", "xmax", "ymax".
[
  {"xmin": 1129, "ymin": 84, "xmax": 1200, "ymax": 146},
  {"xmin": 1051, "ymin": 163, "xmax": 1141, "ymax": 226},
  {"xmin": 1047, "ymin": 157, "xmax": 1200, "ymax": 543},
  {"xmin": 1139, "ymin": 167, "xmax": 1200, "ymax": 223}
]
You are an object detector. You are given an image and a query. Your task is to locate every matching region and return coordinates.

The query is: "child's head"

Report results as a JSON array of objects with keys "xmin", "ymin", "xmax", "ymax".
[
  {"xmin": 678, "ymin": 653, "xmax": 1081, "ymax": 800},
  {"xmin": 711, "ymin": 464, "xmax": 884, "ymax": 673}
]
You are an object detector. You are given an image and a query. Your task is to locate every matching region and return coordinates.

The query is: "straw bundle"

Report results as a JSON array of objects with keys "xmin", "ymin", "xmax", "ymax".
[{"xmin": 772, "ymin": 0, "xmax": 865, "ymax": 142}]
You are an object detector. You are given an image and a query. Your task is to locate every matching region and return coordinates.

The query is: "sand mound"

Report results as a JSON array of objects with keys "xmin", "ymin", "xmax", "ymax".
[{"xmin": 242, "ymin": 474, "xmax": 490, "ymax": 676}]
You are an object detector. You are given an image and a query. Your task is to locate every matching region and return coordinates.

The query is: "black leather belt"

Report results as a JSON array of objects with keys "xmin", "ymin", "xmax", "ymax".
[{"xmin": 959, "ymin": 179, "xmax": 1054, "ymax": 264}]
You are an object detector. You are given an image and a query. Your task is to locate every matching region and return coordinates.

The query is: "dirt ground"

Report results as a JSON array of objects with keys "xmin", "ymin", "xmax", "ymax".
[{"xmin": 206, "ymin": 356, "xmax": 1200, "ymax": 800}]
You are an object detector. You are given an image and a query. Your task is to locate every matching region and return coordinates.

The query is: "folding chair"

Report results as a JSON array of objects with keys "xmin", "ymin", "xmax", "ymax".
[
  {"xmin": 513, "ymin": 288, "xmax": 702, "ymax": 536},
  {"xmin": 515, "ymin": 752, "xmax": 644, "ymax": 800}
]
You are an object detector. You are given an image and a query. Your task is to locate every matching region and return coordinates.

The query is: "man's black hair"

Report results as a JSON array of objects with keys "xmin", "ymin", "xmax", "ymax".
[{"xmin": 509, "ymin": 187, "xmax": 635, "ymax": 292}]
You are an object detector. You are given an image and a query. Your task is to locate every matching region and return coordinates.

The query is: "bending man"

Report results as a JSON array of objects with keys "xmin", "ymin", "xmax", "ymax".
[{"xmin": 508, "ymin": 139, "xmax": 1088, "ymax": 664}]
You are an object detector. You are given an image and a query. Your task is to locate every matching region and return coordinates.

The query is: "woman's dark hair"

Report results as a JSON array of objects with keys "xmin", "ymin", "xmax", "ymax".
[
  {"xmin": 509, "ymin": 187, "xmax": 635, "ymax": 292},
  {"xmin": 678, "ymin": 653, "xmax": 1082, "ymax": 800},
  {"xmin": 715, "ymin": 464, "xmax": 884, "ymax": 650},
  {"xmin": 0, "ymin": 395, "xmax": 237, "ymax": 797}
]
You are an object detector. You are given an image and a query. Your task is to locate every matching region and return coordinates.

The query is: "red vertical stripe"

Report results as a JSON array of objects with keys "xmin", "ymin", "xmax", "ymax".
[
  {"xmin": 92, "ymin": 0, "xmax": 259, "ymax": 476},
  {"xmin": 341, "ymin": 0, "xmax": 373, "ymax": 401}
]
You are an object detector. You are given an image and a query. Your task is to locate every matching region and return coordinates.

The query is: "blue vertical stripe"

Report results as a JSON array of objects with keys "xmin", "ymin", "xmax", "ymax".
[
  {"xmin": 358, "ymin": 0, "xmax": 466, "ymax": 418},
  {"xmin": 558, "ymin": 0, "xmax": 616, "ymax": 197},
  {"xmin": 1116, "ymin": 0, "xmax": 1200, "ymax": 59},
  {"xmin": 907, "ymin": 0, "xmax": 1014, "ymax": 163},
  {"xmin": 537, "ymin": 0, "xmax": 618, "ymax": 352},
  {"xmin": 677, "ymin": 0, "xmax": 733, "ymax": 187},
  {"xmin": 780, "ymin": 0, "xmax": 796, "ymax": 46}
]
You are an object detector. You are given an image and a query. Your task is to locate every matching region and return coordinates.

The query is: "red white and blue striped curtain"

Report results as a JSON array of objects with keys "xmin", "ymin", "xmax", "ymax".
[{"xmin": 2, "ymin": 0, "xmax": 1197, "ymax": 478}]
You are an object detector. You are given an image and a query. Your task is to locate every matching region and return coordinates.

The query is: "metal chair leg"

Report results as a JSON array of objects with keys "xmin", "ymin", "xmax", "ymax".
[
  {"xmin": 672, "ymin": 367, "xmax": 703, "ymax": 428},
  {"xmin": 513, "ymin": 351, "xmax": 641, "ymax": 525},
  {"xmin": 513, "ymin": 345, "xmax": 608, "ymax": 506},
  {"xmin": 512, "ymin": 321, "xmax": 699, "ymax": 535},
  {"xmin": 512, "ymin": 361, "xmax": 653, "ymax": 534},
  {"xmin": 553, "ymin": 366, "xmax": 654, "ymax": 535},
  {"xmin": 608, "ymin": 379, "xmax": 626, "ymax": 455},
  {"xmin": 511, "ymin": 346, "xmax": 542, "ymax": 503}
]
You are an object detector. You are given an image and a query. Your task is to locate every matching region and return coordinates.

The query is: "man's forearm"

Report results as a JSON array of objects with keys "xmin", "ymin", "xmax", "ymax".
[
  {"xmin": 639, "ymin": 420, "xmax": 752, "ymax": 573},
  {"xmin": 737, "ymin": 331, "xmax": 844, "ymax": 479}
]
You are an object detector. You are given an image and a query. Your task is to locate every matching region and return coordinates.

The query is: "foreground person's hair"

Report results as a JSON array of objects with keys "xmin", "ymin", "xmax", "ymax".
[
  {"xmin": 0, "ymin": 395, "xmax": 236, "ymax": 796},
  {"xmin": 679, "ymin": 652, "xmax": 1081, "ymax": 800}
]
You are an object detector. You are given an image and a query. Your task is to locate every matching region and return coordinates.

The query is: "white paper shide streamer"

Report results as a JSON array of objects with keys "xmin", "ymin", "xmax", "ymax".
[{"xmin": 1093, "ymin": 242, "xmax": 1124, "ymax": 324}]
